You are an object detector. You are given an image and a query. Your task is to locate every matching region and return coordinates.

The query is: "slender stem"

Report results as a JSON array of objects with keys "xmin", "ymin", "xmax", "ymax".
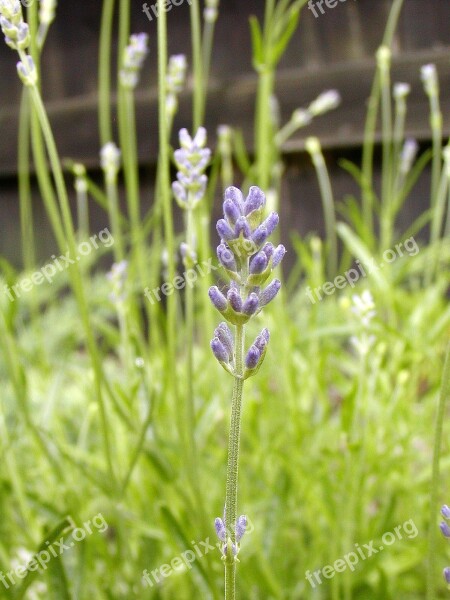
[
  {"xmin": 190, "ymin": 0, "xmax": 204, "ymax": 129},
  {"xmin": 98, "ymin": 0, "xmax": 115, "ymax": 146},
  {"xmin": 18, "ymin": 90, "xmax": 35, "ymax": 269},
  {"xmin": 308, "ymin": 146, "xmax": 337, "ymax": 280},
  {"xmin": 225, "ymin": 323, "xmax": 245, "ymax": 600},
  {"xmin": 255, "ymin": 68, "xmax": 274, "ymax": 190},
  {"xmin": 185, "ymin": 207, "xmax": 197, "ymax": 461},
  {"xmin": 429, "ymin": 93, "xmax": 442, "ymax": 207},
  {"xmin": 105, "ymin": 175, "xmax": 125, "ymax": 262},
  {"xmin": 157, "ymin": 0, "xmax": 178, "ymax": 410},
  {"xmin": 426, "ymin": 341, "xmax": 450, "ymax": 600},
  {"xmin": 380, "ymin": 60, "xmax": 393, "ymax": 251}
]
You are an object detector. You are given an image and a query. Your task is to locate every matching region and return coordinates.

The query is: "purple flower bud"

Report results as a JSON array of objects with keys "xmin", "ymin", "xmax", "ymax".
[
  {"xmin": 209, "ymin": 286, "xmax": 227, "ymax": 312},
  {"xmin": 172, "ymin": 181, "xmax": 187, "ymax": 204},
  {"xmin": 215, "ymin": 517, "xmax": 226, "ymax": 542},
  {"xmin": 261, "ymin": 243, "xmax": 275, "ymax": 260},
  {"xmin": 272, "ymin": 244, "xmax": 286, "ymax": 268},
  {"xmin": 444, "ymin": 567, "xmax": 450, "ymax": 585},
  {"xmin": 215, "ymin": 322, "xmax": 234, "ymax": 356},
  {"xmin": 234, "ymin": 216, "xmax": 251, "ymax": 239},
  {"xmin": 217, "ymin": 243, "xmax": 237, "ymax": 271},
  {"xmin": 259, "ymin": 279, "xmax": 281, "ymax": 307},
  {"xmin": 223, "ymin": 199, "xmax": 241, "ymax": 226},
  {"xmin": 244, "ymin": 186, "xmax": 266, "ymax": 215},
  {"xmin": 245, "ymin": 345, "xmax": 261, "ymax": 369},
  {"xmin": 227, "ymin": 288, "xmax": 242, "ymax": 312},
  {"xmin": 216, "ymin": 219, "xmax": 235, "ymax": 241},
  {"xmin": 442, "ymin": 505, "xmax": 450, "ymax": 520},
  {"xmin": 224, "ymin": 186, "xmax": 244, "ymax": 212},
  {"xmin": 236, "ymin": 515, "xmax": 247, "ymax": 542},
  {"xmin": 223, "ymin": 542, "xmax": 238, "ymax": 557},
  {"xmin": 249, "ymin": 251, "xmax": 269, "ymax": 275},
  {"xmin": 254, "ymin": 328, "xmax": 270, "ymax": 352},
  {"xmin": 441, "ymin": 522, "xmax": 450, "ymax": 538},
  {"xmin": 211, "ymin": 338, "xmax": 229, "ymax": 363},
  {"xmin": 261, "ymin": 212, "xmax": 279, "ymax": 237},
  {"xmin": 242, "ymin": 293, "xmax": 259, "ymax": 315},
  {"xmin": 252, "ymin": 226, "xmax": 268, "ymax": 247}
]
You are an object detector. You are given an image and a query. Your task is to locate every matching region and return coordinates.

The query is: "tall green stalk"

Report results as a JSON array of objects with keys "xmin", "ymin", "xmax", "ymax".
[
  {"xmin": 98, "ymin": 0, "xmax": 115, "ymax": 146},
  {"xmin": 426, "ymin": 341, "xmax": 450, "ymax": 600},
  {"xmin": 224, "ymin": 322, "xmax": 245, "ymax": 600},
  {"xmin": 157, "ymin": 0, "xmax": 177, "ymax": 404}
]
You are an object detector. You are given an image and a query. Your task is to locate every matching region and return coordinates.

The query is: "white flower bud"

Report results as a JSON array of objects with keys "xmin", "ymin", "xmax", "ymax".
[{"xmin": 308, "ymin": 90, "xmax": 341, "ymax": 117}]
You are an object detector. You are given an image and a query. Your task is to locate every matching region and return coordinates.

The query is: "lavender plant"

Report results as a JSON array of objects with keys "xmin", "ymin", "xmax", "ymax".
[{"xmin": 209, "ymin": 185, "xmax": 285, "ymax": 598}]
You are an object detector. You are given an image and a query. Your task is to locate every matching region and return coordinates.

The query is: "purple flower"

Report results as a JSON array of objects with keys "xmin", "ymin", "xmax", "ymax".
[
  {"xmin": 235, "ymin": 515, "xmax": 247, "ymax": 542},
  {"xmin": 211, "ymin": 338, "xmax": 229, "ymax": 363},
  {"xmin": 242, "ymin": 293, "xmax": 259, "ymax": 316},
  {"xmin": 441, "ymin": 522, "xmax": 450, "ymax": 538},
  {"xmin": 217, "ymin": 244, "xmax": 237, "ymax": 272},
  {"xmin": 234, "ymin": 216, "xmax": 252, "ymax": 239},
  {"xmin": 245, "ymin": 345, "xmax": 260, "ymax": 369},
  {"xmin": 215, "ymin": 517, "xmax": 226, "ymax": 542},
  {"xmin": 259, "ymin": 279, "xmax": 281, "ymax": 307},
  {"xmin": 272, "ymin": 245, "xmax": 286, "ymax": 268},
  {"xmin": 224, "ymin": 186, "xmax": 244, "ymax": 212},
  {"xmin": 444, "ymin": 567, "xmax": 450, "ymax": 585},
  {"xmin": 249, "ymin": 251, "xmax": 269, "ymax": 275},
  {"xmin": 215, "ymin": 323, "xmax": 234, "ymax": 357},
  {"xmin": 216, "ymin": 219, "xmax": 235, "ymax": 241},
  {"xmin": 244, "ymin": 186, "xmax": 266, "ymax": 215},
  {"xmin": 442, "ymin": 505, "xmax": 450, "ymax": 520},
  {"xmin": 209, "ymin": 286, "xmax": 227, "ymax": 312},
  {"xmin": 227, "ymin": 287, "xmax": 242, "ymax": 312},
  {"xmin": 223, "ymin": 199, "xmax": 241, "ymax": 225}
]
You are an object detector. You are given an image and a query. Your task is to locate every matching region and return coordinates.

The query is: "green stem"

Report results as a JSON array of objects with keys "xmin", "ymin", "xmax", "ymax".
[
  {"xmin": 105, "ymin": 175, "xmax": 125, "ymax": 262},
  {"xmin": 224, "ymin": 323, "xmax": 245, "ymax": 600},
  {"xmin": 255, "ymin": 68, "xmax": 275, "ymax": 190},
  {"xmin": 157, "ymin": 0, "xmax": 178, "ymax": 404},
  {"xmin": 98, "ymin": 0, "xmax": 115, "ymax": 146},
  {"xmin": 309, "ymin": 145, "xmax": 337, "ymax": 280},
  {"xmin": 190, "ymin": 0, "xmax": 204, "ymax": 129},
  {"xmin": 380, "ymin": 60, "xmax": 393, "ymax": 251},
  {"xmin": 426, "ymin": 340, "xmax": 450, "ymax": 600}
]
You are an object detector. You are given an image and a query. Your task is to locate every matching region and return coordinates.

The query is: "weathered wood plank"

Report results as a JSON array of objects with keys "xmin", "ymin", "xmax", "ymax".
[{"xmin": 1, "ymin": 48, "xmax": 449, "ymax": 177}]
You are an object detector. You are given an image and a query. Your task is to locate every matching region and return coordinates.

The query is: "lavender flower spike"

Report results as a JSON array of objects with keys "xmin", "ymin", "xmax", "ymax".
[{"xmin": 209, "ymin": 185, "xmax": 284, "ymax": 589}]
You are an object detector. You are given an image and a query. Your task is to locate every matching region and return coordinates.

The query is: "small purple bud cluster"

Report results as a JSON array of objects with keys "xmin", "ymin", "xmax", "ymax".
[
  {"xmin": 172, "ymin": 127, "xmax": 211, "ymax": 210},
  {"xmin": 441, "ymin": 505, "xmax": 450, "ymax": 586},
  {"xmin": 215, "ymin": 514, "xmax": 247, "ymax": 559},
  {"xmin": 119, "ymin": 33, "xmax": 149, "ymax": 90},
  {"xmin": 0, "ymin": 0, "xmax": 30, "ymax": 51},
  {"xmin": 209, "ymin": 185, "xmax": 285, "ymax": 379}
]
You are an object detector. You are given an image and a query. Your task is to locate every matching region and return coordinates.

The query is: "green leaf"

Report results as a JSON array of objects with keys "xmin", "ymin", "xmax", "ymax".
[
  {"xmin": 249, "ymin": 16, "xmax": 264, "ymax": 68},
  {"xmin": 14, "ymin": 518, "xmax": 74, "ymax": 600},
  {"xmin": 271, "ymin": 5, "xmax": 301, "ymax": 66},
  {"xmin": 336, "ymin": 222, "xmax": 389, "ymax": 292}
]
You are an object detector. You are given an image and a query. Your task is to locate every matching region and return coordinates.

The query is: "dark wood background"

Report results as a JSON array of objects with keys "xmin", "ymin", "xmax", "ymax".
[{"xmin": 0, "ymin": 0, "xmax": 449, "ymax": 267}]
